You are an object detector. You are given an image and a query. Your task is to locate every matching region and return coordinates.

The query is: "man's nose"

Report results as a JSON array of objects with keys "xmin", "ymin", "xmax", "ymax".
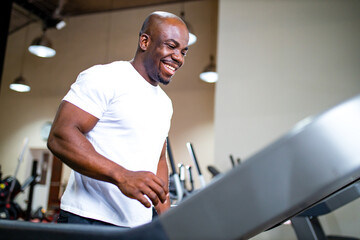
[{"xmin": 172, "ymin": 50, "xmax": 184, "ymax": 65}]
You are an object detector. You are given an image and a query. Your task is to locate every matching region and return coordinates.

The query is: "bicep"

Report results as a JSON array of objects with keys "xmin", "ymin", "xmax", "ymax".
[
  {"xmin": 51, "ymin": 101, "xmax": 99, "ymax": 135},
  {"xmin": 48, "ymin": 101, "xmax": 100, "ymax": 169}
]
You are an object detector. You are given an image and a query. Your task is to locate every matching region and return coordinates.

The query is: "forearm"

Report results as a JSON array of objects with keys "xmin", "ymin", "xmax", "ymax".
[{"xmin": 155, "ymin": 145, "xmax": 171, "ymax": 214}]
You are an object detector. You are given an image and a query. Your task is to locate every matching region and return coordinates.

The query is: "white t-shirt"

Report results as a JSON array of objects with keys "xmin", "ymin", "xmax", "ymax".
[{"xmin": 60, "ymin": 61, "xmax": 173, "ymax": 227}]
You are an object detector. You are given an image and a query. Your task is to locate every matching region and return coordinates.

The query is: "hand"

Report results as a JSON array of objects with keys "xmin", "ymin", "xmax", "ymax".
[
  {"xmin": 116, "ymin": 170, "xmax": 169, "ymax": 208},
  {"xmin": 154, "ymin": 197, "xmax": 170, "ymax": 215}
]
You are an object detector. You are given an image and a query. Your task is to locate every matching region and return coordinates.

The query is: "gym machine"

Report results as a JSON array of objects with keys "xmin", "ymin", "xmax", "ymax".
[
  {"xmin": 291, "ymin": 180, "xmax": 360, "ymax": 239},
  {"xmin": 167, "ymin": 140, "xmax": 200, "ymax": 204},
  {"xmin": 0, "ymin": 138, "xmax": 28, "ymax": 220},
  {"xmin": 186, "ymin": 142, "xmax": 206, "ymax": 188},
  {"xmin": 1, "ymin": 95, "xmax": 360, "ymax": 239},
  {"xmin": 166, "ymin": 137, "xmax": 184, "ymax": 204},
  {"xmin": 0, "ymin": 139, "xmax": 53, "ymax": 223}
]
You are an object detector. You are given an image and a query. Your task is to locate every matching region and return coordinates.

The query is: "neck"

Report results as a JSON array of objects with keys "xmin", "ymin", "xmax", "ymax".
[{"xmin": 130, "ymin": 57, "xmax": 158, "ymax": 86}]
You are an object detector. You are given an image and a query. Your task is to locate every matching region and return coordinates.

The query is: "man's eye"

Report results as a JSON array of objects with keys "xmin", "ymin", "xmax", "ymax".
[{"xmin": 167, "ymin": 44, "xmax": 175, "ymax": 49}]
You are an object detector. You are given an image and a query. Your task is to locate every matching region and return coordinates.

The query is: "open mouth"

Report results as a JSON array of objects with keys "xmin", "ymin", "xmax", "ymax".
[{"xmin": 162, "ymin": 62, "xmax": 177, "ymax": 76}]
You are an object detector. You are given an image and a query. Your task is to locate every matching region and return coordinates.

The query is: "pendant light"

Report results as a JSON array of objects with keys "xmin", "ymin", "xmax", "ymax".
[
  {"xmin": 181, "ymin": 12, "xmax": 197, "ymax": 46},
  {"xmin": 200, "ymin": 6, "xmax": 218, "ymax": 83},
  {"xmin": 28, "ymin": 30, "xmax": 56, "ymax": 58},
  {"xmin": 10, "ymin": 26, "xmax": 31, "ymax": 92},
  {"xmin": 10, "ymin": 76, "xmax": 31, "ymax": 92},
  {"xmin": 180, "ymin": 2, "xmax": 197, "ymax": 46},
  {"xmin": 200, "ymin": 55, "xmax": 218, "ymax": 83},
  {"xmin": 28, "ymin": 0, "xmax": 66, "ymax": 58}
]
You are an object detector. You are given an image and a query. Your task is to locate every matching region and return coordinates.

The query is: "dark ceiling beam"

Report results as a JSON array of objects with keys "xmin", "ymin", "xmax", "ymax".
[
  {"xmin": 13, "ymin": 0, "xmax": 61, "ymax": 29},
  {"xmin": 62, "ymin": 0, "xmax": 200, "ymax": 17},
  {"xmin": 0, "ymin": 0, "xmax": 13, "ymax": 93}
]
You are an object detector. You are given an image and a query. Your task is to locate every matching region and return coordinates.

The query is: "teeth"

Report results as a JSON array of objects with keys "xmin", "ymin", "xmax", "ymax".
[{"xmin": 164, "ymin": 64, "xmax": 175, "ymax": 71}]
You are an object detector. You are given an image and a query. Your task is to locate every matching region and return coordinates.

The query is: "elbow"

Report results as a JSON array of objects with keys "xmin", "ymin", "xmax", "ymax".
[
  {"xmin": 47, "ymin": 128, "xmax": 61, "ymax": 156},
  {"xmin": 47, "ymin": 131, "xmax": 66, "ymax": 164},
  {"xmin": 47, "ymin": 132, "xmax": 56, "ymax": 153}
]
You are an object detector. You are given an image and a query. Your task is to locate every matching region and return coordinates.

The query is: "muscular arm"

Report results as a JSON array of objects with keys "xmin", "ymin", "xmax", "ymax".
[
  {"xmin": 154, "ymin": 141, "xmax": 171, "ymax": 214},
  {"xmin": 47, "ymin": 101, "xmax": 168, "ymax": 208}
]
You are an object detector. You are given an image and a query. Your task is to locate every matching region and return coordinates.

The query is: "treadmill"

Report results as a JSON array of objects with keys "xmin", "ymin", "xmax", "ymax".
[{"xmin": 1, "ymin": 95, "xmax": 360, "ymax": 240}]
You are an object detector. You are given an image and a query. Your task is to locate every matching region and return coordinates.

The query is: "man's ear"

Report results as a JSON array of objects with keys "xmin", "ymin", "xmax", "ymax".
[{"xmin": 139, "ymin": 33, "xmax": 150, "ymax": 51}]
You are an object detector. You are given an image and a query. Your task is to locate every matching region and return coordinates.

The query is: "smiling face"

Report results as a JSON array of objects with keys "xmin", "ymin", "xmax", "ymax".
[{"xmin": 135, "ymin": 13, "xmax": 189, "ymax": 86}]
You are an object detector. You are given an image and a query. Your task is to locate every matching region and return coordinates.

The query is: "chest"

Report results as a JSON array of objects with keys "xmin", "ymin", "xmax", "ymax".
[{"xmin": 98, "ymin": 89, "xmax": 172, "ymax": 133}]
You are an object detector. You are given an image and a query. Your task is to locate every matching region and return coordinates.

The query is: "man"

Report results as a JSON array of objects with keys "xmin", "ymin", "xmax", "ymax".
[{"xmin": 47, "ymin": 11, "xmax": 189, "ymax": 227}]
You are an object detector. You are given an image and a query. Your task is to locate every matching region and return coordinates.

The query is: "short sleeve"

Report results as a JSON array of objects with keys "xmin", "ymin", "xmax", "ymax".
[{"xmin": 63, "ymin": 66, "xmax": 113, "ymax": 119}]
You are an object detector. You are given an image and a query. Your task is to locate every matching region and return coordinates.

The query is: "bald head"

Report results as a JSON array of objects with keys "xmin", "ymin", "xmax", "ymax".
[{"xmin": 139, "ymin": 11, "xmax": 187, "ymax": 37}]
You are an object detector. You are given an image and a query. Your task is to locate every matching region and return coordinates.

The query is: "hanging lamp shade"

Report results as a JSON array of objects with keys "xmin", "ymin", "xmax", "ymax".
[
  {"xmin": 187, "ymin": 24, "xmax": 197, "ymax": 46},
  {"xmin": 9, "ymin": 76, "xmax": 31, "ymax": 92},
  {"xmin": 200, "ymin": 55, "xmax": 218, "ymax": 83},
  {"xmin": 185, "ymin": 20, "xmax": 197, "ymax": 46},
  {"xmin": 180, "ymin": 11, "xmax": 197, "ymax": 46},
  {"xmin": 28, "ymin": 33, "xmax": 56, "ymax": 58}
]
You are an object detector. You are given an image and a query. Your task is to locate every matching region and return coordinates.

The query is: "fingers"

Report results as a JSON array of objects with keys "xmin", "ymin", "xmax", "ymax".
[
  {"xmin": 119, "ymin": 171, "xmax": 168, "ymax": 209},
  {"xmin": 132, "ymin": 186, "xmax": 165, "ymax": 209},
  {"xmin": 142, "ymin": 174, "xmax": 167, "ymax": 205},
  {"xmin": 147, "ymin": 176, "xmax": 167, "ymax": 202},
  {"xmin": 136, "ymin": 193, "xmax": 152, "ymax": 208}
]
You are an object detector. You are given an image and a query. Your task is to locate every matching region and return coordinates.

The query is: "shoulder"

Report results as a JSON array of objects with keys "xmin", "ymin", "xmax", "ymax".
[
  {"xmin": 75, "ymin": 61, "xmax": 131, "ymax": 91},
  {"xmin": 79, "ymin": 61, "xmax": 129, "ymax": 80}
]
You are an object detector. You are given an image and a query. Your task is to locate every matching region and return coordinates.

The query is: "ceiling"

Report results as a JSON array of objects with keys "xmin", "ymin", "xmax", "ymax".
[
  {"xmin": 10, "ymin": 0, "xmax": 199, "ymax": 34},
  {"xmin": 5, "ymin": 0, "xmax": 217, "ymax": 96}
]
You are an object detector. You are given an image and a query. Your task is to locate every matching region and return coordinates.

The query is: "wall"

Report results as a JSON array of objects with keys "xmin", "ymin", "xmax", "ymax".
[
  {"xmin": 0, "ymin": 0, "xmax": 217, "ymax": 212},
  {"xmin": 216, "ymin": 0, "xmax": 360, "ymax": 239}
]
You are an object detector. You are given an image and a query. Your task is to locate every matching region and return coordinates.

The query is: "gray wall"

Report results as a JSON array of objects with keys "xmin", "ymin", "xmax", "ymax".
[{"xmin": 215, "ymin": 0, "xmax": 360, "ymax": 239}]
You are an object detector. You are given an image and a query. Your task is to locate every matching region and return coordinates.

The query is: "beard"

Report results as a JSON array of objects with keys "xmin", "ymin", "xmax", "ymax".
[
  {"xmin": 144, "ymin": 58, "xmax": 174, "ymax": 86},
  {"xmin": 155, "ymin": 72, "xmax": 172, "ymax": 85},
  {"xmin": 159, "ymin": 76, "xmax": 171, "ymax": 85}
]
